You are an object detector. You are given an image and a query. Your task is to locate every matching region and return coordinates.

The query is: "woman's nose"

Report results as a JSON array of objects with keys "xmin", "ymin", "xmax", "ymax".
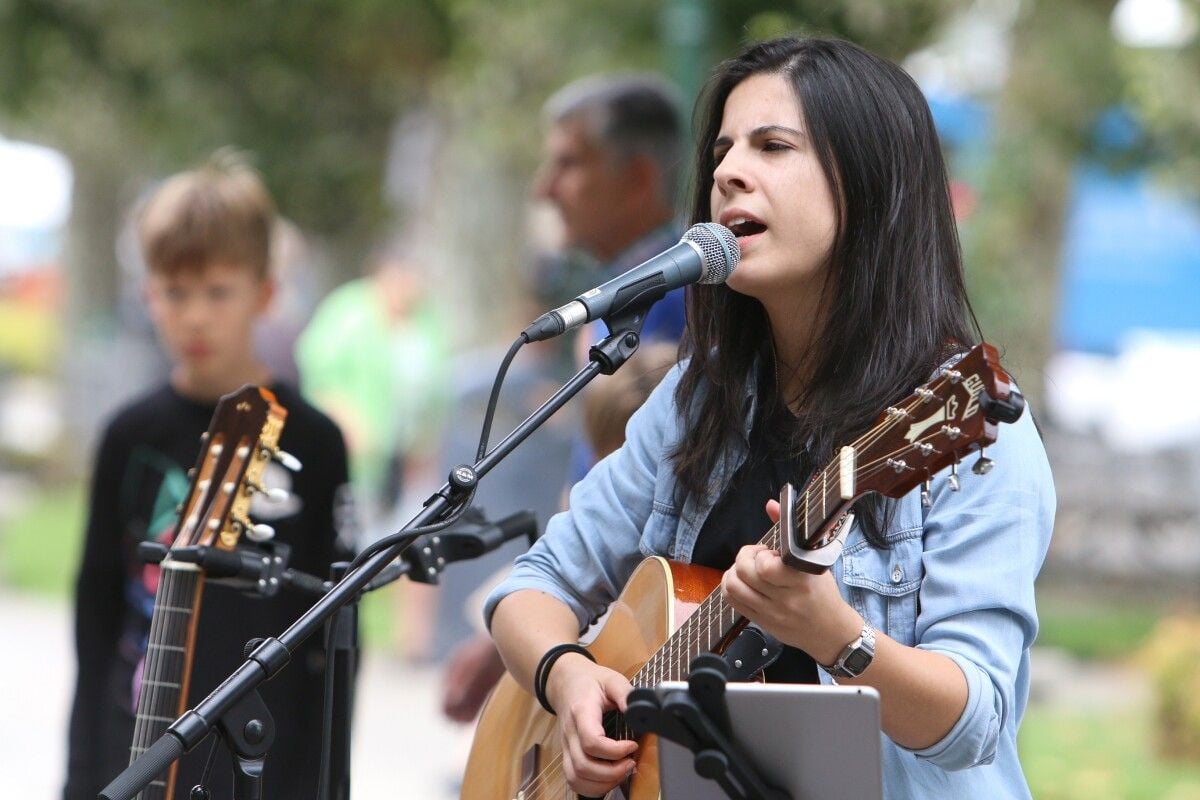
[{"xmin": 713, "ymin": 149, "xmax": 751, "ymax": 196}]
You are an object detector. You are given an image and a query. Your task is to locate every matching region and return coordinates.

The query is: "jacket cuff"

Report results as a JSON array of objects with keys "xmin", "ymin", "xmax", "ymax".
[{"xmin": 903, "ymin": 648, "xmax": 1001, "ymax": 770}]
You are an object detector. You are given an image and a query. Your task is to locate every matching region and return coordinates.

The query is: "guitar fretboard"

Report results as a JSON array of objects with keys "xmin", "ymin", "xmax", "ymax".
[{"xmin": 129, "ymin": 560, "xmax": 203, "ymax": 800}]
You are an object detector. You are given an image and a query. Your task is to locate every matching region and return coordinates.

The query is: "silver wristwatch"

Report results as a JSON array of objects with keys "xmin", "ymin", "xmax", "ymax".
[{"xmin": 820, "ymin": 621, "xmax": 876, "ymax": 679}]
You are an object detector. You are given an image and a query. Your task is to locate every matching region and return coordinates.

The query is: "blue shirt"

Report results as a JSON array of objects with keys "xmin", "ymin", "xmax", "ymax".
[{"xmin": 485, "ymin": 359, "xmax": 1056, "ymax": 799}]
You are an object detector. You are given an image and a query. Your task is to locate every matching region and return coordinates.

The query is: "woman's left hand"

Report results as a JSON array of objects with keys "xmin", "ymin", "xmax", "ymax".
[{"xmin": 720, "ymin": 499, "xmax": 863, "ymax": 666}]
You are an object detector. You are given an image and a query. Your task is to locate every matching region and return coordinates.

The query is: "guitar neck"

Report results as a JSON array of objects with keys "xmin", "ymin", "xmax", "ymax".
[{"xmin": 129, "ymin": 560, "xmax": 206, "ymax": 800}]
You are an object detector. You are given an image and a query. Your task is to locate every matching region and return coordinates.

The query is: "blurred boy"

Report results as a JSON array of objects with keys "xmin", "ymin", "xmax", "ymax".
[{"xmin": 64, "ymin": 153, "xmax": 352, "ymax": 800}]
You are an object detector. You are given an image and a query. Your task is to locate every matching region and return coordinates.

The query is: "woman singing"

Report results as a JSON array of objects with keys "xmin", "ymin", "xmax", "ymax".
[{"xmin": 485, "ymin": 36, "xmax": 1054, "ymax": 798}]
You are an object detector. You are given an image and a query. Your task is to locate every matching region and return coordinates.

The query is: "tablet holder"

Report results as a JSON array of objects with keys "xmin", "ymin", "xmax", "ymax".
[{"xmin": 625, "ymin": 654, "xmax": 791, "ymax": 800}]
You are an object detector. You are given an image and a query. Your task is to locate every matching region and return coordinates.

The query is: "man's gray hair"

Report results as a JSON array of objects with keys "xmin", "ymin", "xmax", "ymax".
[{"xmin": 544, "ymin": 74, "xmax": 684, "ymax": 200}]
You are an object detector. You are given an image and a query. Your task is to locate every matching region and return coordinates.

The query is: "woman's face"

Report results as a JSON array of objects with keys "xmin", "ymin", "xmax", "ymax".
[{"xmin": 709, "ymin": 72, "xmax": 837, "ymax": 306}]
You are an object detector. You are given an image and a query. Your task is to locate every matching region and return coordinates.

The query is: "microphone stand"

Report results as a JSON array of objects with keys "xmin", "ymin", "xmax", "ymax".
[{"xmin": 100, "ymin": 317, "xmax": 645, "ymax": 800}]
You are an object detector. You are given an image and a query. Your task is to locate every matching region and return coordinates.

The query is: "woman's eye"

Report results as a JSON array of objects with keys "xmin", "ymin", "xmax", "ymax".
[{"xmin": 763, "ymin": 140, "xmax": 789, "ymax": 152}]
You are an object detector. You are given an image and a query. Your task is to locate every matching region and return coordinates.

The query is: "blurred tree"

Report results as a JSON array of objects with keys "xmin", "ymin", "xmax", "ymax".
[
  {"xmin": 1118, "ymin": 21, "xmax": 1200, "ymax": 195},
  {"xmin": 0, "ymin": 0, "xmax": 453, "ymax": 320},
  {"xmin": 963, "ymin": 0, "xmax": 1123, "ymax": 406}
]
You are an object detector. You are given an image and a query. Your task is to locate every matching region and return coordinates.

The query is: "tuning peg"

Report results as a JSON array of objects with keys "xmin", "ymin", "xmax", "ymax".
[
  {"xmin": 973, "ymin": 449, "xmax": 994, "ymax": 476},
  {"xmin": 248, "ymin": 481, "xmax": 290, "ymax": 503},
  {"xmin": 948, "ymin": 459, "xmax": 961, "ymax": 492},
  {"xmin": 921, "ymin": 478, "xmax": 932, "ymax": 508},
  {"xmin": 274, "ymin": 449, "xmax": 302, "ymax": 472},
  {"xmin": 235, "ymin": 515, "xmax": 276, "ymax": 542},
  {"xmin": 245, "ymin": 522, "xmax": 276, "ymax": 543}
]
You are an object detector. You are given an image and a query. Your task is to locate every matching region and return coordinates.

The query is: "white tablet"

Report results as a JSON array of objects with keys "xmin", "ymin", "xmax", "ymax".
[{"xmin": 655, "ymin": 681, "xmax": 883, "ymax": 800}]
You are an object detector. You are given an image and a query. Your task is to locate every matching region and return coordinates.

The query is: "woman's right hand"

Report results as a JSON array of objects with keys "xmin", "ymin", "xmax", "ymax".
[{"xmin": 544, "ymin": 653, "xmax": 639, "ymax": 796}]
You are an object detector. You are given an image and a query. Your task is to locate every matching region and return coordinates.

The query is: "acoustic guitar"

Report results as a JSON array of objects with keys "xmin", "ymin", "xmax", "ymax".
[
  {"xmin": 461, "ymin": 342, "xmax": 1024, "ymax": 800},
  {"xmin": 127, "ymin": 386, "xmax": 288, "ymax": 799}
]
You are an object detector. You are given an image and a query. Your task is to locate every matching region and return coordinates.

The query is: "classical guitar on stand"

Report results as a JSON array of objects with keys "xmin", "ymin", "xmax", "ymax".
[
  {"xmin": 461, "ymin": 342, "xmax": 1025, "ymax": 800},
  {"xmin": 127, "ymin": 386, "xmax": 291, "ymax": 800}
]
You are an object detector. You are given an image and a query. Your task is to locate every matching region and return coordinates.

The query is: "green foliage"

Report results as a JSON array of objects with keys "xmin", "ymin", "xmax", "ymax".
[
  {"xmin": 0, "ymin": 481, "xmax": 85, "ymax": 597},
  {"xmin": 1120, "ymin": 40, "xmax": 1200, "ymax": 199},
  {"xmin": 0, "ymin": 0, "xmax": 453, "ymax": 243},
  {"xmin": 0, "ymin": 298, "xmax": 59, "ymax": 374},
  {"xmin": 1021, "ymin": 706, "xmax": 1200, "ymax": 800},
  {"xmin": 1138, "ymin": 615, "xmax": 1200, "ymax": 761},
  {"xmin": 1037, "ymin": 603, "xmax": 1161, "ymax": 662},
  {"xmin": 714, "ymin": 0, "xmax": 955, "ymax": 60}
]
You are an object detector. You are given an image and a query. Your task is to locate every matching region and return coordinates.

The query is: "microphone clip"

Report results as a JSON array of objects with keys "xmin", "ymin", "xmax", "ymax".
[{"xmin": 403, "ymin": 507, "xmax": 539, "ymax": 585}]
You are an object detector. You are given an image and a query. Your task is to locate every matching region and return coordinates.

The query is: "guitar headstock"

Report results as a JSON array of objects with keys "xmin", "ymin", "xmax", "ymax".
[
  {"xmin": 848, "ymin": 343, "xmax": 1024, "ymax": 500},
  {"xmin": 172, "ymin": 386, "xmax": 288, "ymax": 552}
]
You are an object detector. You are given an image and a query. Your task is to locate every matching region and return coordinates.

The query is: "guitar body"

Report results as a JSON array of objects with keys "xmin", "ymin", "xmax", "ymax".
[{"xmin": 461, "ymin": 556, "xmax": 722, "ymax": 800}]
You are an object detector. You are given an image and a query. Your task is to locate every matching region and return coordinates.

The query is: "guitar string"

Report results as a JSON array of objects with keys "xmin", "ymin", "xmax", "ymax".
[
  {"xmin": 512, "ymin": 373, "xmax": 971, "ymax": 798},
  {"xmin": 132, "ymin": 564, "xmax": 199, "ymax": 800},
  {"xmin": 134, "ymin": 565, "xmax": 170, "ymax": 774},
  {"xmin": 135, "ymin": 564, "xmax": 184, "ymax": 759}
]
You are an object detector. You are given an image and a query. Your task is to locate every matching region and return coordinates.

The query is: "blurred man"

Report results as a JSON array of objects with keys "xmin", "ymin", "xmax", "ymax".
[{"xmin": 533, "ymin": 73, "xmax": 687, "ymax": 345}]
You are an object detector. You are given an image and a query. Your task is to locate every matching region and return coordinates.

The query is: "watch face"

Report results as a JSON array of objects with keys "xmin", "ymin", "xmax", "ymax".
[{"xmin": 843, "ymin": 648, "xmax": 872, "ymax": 675}]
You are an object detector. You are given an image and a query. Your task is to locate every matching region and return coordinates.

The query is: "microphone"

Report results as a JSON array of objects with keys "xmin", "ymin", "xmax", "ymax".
[{"xmin": 523, "ymin": 222, "xmax": 740, "ymax": 342}]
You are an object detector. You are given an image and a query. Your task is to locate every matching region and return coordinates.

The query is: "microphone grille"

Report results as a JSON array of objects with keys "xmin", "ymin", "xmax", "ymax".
[{"xmin": 683, "ymin": 222, "xmax": 740, "ymax": 284}]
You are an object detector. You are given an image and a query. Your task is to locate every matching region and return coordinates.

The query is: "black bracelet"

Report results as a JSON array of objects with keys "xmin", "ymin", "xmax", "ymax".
[{"xmin": 533, "ymin": 643, "xmax": 596, "ymax": 715}]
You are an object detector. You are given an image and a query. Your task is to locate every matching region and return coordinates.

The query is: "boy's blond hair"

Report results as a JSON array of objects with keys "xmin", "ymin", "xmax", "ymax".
[
  {"xmin": 138, "ymin": 150, "xmax": 275, "ymax": 279},
  {"xmin": 583, "ymin": 342, "xmax": 679, "ymax": 460}
]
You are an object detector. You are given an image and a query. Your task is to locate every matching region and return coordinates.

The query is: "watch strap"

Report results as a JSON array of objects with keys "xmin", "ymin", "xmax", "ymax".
[{"xmin": 820, "ymin": 621, "xmax": 876, "ymax": 679}]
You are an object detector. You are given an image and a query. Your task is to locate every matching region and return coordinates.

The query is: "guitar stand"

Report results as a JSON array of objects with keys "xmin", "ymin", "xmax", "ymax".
[{"xmin": 625, "ymin": 654, "xmax": 791, "ymax": 800}]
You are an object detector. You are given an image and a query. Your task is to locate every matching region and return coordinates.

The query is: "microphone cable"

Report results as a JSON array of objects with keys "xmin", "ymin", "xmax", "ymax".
[{"xmin": 342, "ymin": 332, "xmax": 528, "ymax": 575}]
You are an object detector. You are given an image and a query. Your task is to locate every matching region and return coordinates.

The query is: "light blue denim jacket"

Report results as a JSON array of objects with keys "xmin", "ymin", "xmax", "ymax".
[{"xmin": 485, "ymin": 361, "xmax": 1055, "ymax": 799}]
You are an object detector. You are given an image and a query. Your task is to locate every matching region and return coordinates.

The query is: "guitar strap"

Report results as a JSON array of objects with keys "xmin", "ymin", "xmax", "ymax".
[{"xmin": 721, "ymin": 623, "xmax": 785, "ymax": 681}]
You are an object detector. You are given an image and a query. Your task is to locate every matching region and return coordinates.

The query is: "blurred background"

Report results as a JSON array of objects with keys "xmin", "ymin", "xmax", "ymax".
[{"xmin": 1, "ymin": 0, "xmax": 1199, "ymax": 798}]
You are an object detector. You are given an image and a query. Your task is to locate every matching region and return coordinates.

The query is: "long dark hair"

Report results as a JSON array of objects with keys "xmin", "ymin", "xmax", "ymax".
[{"xmin": 673, "ymin": 37, "xmax": 979, "ymax": 546}]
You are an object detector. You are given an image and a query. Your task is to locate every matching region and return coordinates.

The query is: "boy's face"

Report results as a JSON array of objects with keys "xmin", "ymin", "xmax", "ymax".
[{"xmin": 144, "ymin": 262, "xmax": 273, "ymax": 390}]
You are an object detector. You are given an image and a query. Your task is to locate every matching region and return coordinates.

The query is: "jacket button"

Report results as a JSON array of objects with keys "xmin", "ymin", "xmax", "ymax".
[{"xmin": 891, "ymin": 565, "xmax": 903, "ymax": 583}]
